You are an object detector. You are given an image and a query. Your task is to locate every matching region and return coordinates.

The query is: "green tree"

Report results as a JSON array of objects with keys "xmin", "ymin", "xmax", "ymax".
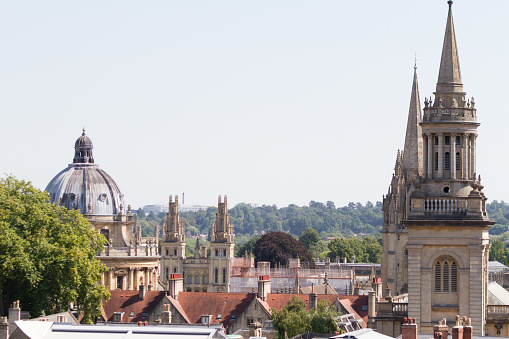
[
  {"xmin": 490, "ymin": 238, "xmax": 505, "ymax": 263},
  {"xmin": 271, "ymin": 296, "xmax": 310, "ymax": 339},
  {"xmin": 299, "ymin": 228, "xmax": 321, "ymax": 250},
  {"xmin": 0, "ymin": 176, "xmax": 109, "ymax": 322},
  {"xmin": 136, "ymin": 207, "xmax": 145, "ymax": 218},
  {"xmin": 237, "ymin": 236, "xmax": 259, "ymax": 257},
  {"xmin": 309, "ymin": 299, "xmax": 341, "ymax": 334}
]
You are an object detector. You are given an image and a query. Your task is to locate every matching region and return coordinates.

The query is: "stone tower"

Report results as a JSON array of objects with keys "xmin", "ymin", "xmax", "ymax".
[
  {"xmin": 161, "ymin": 195, "xmax": 186, "ymax": 285},
  {"xmin": 209, "ymin": 195, "xmax": 235, "ymax": 292},
  {"xmin": 382, "ymin": 1, "xmax": 494, "ymax": 335}
]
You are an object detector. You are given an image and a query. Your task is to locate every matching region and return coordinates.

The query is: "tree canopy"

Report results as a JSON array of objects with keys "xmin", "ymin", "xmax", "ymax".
[
  {"xmin": 271, "ymin": 296, "xmax": 340, "ymax": 339},
  {"xmin": 253, "ymin": 232, "xmax": 315, "ymax": 268},
  {"xmin": 0, "ymin": 176, "xmax": 109, "ymax": 322},
  {"xmin": 327, "ymin": 235, "xmax": 382, "ymax": 263}
]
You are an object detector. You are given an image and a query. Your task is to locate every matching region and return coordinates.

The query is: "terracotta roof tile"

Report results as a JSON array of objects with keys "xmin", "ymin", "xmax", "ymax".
[
  {"xmin": 102, "ymin": 290, "xmax": 166, "ymax": 322},
  {"xmin": 176, "ymin": 292, "xmax": 256, "ymax": 328},
  {"xmin": 167, "ymin": 296, "xmax": 191, "ymax": 324}
]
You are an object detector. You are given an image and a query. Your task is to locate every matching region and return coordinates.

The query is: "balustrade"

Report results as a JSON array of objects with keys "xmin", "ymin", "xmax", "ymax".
[{"xmin": 423, "ymin": 199, "xmax": 467, "ymax": 215}]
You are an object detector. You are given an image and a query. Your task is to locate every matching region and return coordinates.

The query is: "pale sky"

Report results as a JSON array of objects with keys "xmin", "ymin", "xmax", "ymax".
[{"xmin": 1, "ymin": 1, "xmax": 508, "ymax": 209}]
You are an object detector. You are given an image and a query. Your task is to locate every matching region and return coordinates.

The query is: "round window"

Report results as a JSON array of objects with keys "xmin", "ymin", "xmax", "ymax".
[{"xmin": 443, "ymin": 187, "xmax": 450, "ymax": 193}]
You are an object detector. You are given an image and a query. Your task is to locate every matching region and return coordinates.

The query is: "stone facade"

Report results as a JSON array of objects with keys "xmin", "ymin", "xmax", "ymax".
[
  {"xmin": 381, "ymin": 1, "xmax": 494, "ymax": 336},
  {"xmin": 46, "ymin": 130, "xmax": 160, "ymax": 291},
  {"xmin": 161, "ymin": 195, "xmax": 235, "ymax": 292}
]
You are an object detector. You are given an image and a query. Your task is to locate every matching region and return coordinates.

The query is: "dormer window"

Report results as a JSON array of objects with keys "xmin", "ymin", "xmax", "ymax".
[
  {"xmin": 129, "ymin": 311, "xmax": 134, "ymax": 318},
  {"xmin": 217, "ymin": 314, "xmax": 222, "ymax": 320}
]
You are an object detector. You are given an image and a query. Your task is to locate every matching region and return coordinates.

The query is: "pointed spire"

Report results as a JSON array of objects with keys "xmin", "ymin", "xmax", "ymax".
[
  {"xmin": 402, "ymin": 66, "xmax": 423, "ymax": 179},
  {"xmin": 436, "ymin": 0, "xmax": 463, "ymax": 93}
]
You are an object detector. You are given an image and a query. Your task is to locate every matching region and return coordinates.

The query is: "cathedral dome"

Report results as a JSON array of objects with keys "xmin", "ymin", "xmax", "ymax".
[
  {"xmin": 45, "ymin": 130, "xmax": 125, "ymax": 216},
  {"xmin": 74, "ymin": 130, "xmax": 93, "ymax": 148}
]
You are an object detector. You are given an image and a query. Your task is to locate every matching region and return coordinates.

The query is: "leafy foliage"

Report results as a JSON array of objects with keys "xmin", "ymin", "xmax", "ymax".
[
  {"xmin": 271, "ymin": 296, "xmax": 340, "ymax": 339},
  {"xmin": 253, "ymin": 232, "xmax": 315, "ymax": 268},
  {"xmin": 327, "ymin": 235, "xmax": 382, "ymax": 263},
  {"xmin": 0, "ymin": 176, "xmax": 109, "ymax": 322},
  {"xmin": 271, "ymin": 296, "xmax": 310, "ymax": 339}
]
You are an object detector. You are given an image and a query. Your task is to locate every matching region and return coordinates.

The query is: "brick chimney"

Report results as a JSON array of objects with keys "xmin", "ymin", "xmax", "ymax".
[
  {"xmin": 139, "ymin": 285, "xmax": 146, "ymax": 301},
  {"xmin": 258, "ymin": 275, "xmax": 271, "ymax": 302},
  {"xmin": 452, "ymin": 315, "xmax": 472, "ymax": 339},
  {"xmin": 401, "ymin": 317, "xmax": 418, "ymax": 339},
  {"xmin": 434, "ymin": 318, "xmax": 449, "ymax": 339}
]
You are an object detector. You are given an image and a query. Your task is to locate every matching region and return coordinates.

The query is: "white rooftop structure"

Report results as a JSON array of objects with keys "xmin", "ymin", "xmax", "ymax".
[{"xmin": 11, "ymin": 322, "xmax": 225, "ymax": 339}]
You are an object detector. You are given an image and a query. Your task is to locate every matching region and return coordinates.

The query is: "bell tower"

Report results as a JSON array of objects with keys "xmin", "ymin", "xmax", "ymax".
[
  {"xmin": 382, "ymin": 1, "xmax": 494, "ymax": 335},
  {"xmin": 209, "ymin": 195, "xmax": 235, "ymax": 292},
  {"xmin": 160, "ymin": 195, "xmax": 186, "ymax": 286}
]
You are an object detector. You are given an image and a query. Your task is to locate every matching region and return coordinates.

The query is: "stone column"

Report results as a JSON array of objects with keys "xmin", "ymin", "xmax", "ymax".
[
  {"xmin": 468, "ymin": 245, "xmax": 485, "ymax": 336},
  {"xmin": 463, "ymin": 134, "xmax": 469, "ymax": 180},
  {"xmin": 144, "ymin": 268, "xmax": 150, "ymax": 286},
  {"xmin": 134, "ymin": 268, "xmax": 140, "ymax": 288},
  {"xmin": 422, "ymin": 134, "xmax": 428, "ymax": 178},
  {"xmin": 407, "ymin": 245, "xmax": 423, "ymax": 329},
  {"xmin": 127, "ymin": 268, "xmax": 132, "ymax": 290},
  {"xmin": 437, "ymin": 133, "xmax": 443, "ymax": 179},
  {"xmin": 471, "ymin": 134, "xmax": 477, "ymax": 178},
  {"xmin": 451, "ymin": 133, "xmax": 456, "ymax": 179},
  {"xmin": 427, "ymin": 133, "xmax": 433, "ymax": 179},
  {"xmin": 109, "ymin": 268, "xmax": 116, "ymax": 290}
]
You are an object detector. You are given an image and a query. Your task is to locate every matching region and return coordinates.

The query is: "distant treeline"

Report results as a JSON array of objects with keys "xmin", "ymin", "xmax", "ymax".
[
  {"xmin": 137, "ymin": 201, "xmax": 384, "ymax": 240},
  {"xmin": 137, "ymin": 200, "xmax": 509, "ymax": 243}
]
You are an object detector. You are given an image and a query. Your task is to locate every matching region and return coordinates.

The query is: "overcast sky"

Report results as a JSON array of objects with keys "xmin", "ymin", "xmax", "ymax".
[{"xmin": 1, "ymin": 1, "xmax": 508, "ymax": 209}]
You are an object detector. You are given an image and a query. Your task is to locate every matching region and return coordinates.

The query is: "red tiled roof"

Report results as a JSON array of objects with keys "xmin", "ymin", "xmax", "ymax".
[
  {"xmin": 336, "ymin": 295, "xmax": 369, "ymax": 325},
  {"xmin": 176, "ymin": 292, "xmax": 257, "ymax": 328},
  {"xmin": 102, "ymin": 290, "xmax": 166, "ymax": 322},
  {"xmin": 167, "ymin": 296, "xmax": 191, "ymax": 324}
]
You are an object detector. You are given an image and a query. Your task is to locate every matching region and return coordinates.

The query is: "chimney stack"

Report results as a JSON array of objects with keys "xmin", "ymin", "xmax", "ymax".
[
  {"xmin": 401, "ymin": 317, "xmax": 418, "ymax": 339},
  {"xmin": 139, "ymin": 285, "xmax": 146, "ymax": 301},
  {"xmin": 168, "ymin": 273, "xmax": 183, "ymax": 299},
  {"xmin": 434, "ymin": 318, "xmax": 449, "ymax": 339},
  {"xmin": 309, "ymin": 283, "xmax": 318, "ymax": 309},
  {"xmin": 0, "ymin": 317, "xmax": 8, "ymax": 339},
  {"xmin": 161, "ymin": 304, "xmax": 171, "ymax": 324},
  {"xmin": 354, "ymin": 283, "xmax": 361, "ymax": 295},
  {"xmin": 258, "ymin": 275, "xmax": 271, "ymax": 302}
]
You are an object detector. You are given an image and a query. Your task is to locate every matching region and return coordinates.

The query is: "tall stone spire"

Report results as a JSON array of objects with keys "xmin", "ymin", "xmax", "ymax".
[
  {"xmin": 436, "ymin": 0, "xmax": 463, "ymax": 93},
  {"xmin": 402, "ymin": 66, "xmax": 423, "ymax": 179}
]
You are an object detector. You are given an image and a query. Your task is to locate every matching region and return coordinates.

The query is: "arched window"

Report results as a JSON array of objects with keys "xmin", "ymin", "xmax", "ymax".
[
  {"xmin": 434, "ymin": 257, "xmax": 458, "ymax": 293},
  {"xmin": 203, "ymin": 275, "xmax": 208, "ymax": 284},
  {"xmin": 214, "ymin": 268, "xmax": 218, "ymax": 284},
  {"xmin": 456, "ymin": 152, "xmax": 461, "ymax": 170},
  {"xmin": 186, "ymin": 275, "xmax": 192, "ymax": 284},
  {"xmin": 222, "ymin": 268, "xmax": 226, "ymax": 284},
  {"xmin": 195, "ymin": 275, "xmax": 200, "ymax": 284},
  {"xmin": 444, "ymin": 152, "xmax": 450, "ymax": 171},
  {"xmin": 435, "ymin": 152, "xmax": 439, "ymax": 171}
]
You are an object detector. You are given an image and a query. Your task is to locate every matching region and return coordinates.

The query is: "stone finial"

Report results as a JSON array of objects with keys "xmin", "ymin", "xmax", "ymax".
[
  {"xmin": 128, "ymin": 204, "xmax": 131, "ymax": 213},
  {"xmin": 88, "ymin": 203, "xmax": 92, "ymax": 213},
  {"xmin": 455, "ymin": 315, "xmax": 460, "ymax": 326}
]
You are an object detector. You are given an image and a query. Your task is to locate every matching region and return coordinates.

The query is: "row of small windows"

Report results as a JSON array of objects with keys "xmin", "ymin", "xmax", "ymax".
[
  {"xmin": 185, "ymin": 274, "xmax": 209, "ymax": 285},
  {"xmin": 434, "ymin": 259, "xmax": 458, "ymax": 292},
  {"xmin": 434, "ymin": 152, "xmax": 461, "ymax": 171},
  {"xmin": 434, "ymin": 135, "xmax": 461, "ymax": 145}
]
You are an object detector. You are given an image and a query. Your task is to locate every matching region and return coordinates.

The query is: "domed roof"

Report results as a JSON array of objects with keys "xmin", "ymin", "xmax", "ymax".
[
  {"xmin": 46, "ymin": 130, "xmax": 125, "ymax": 216},
  {"xmin": 75, "ymin": 128, "xmax": 93, "ymax": 148}
]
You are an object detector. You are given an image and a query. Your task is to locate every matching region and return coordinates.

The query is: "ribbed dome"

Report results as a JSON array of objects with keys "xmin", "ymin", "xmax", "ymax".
[
  {"xmin": 75, "ymin": 130, "xmax": 93, "ymax": 148},
  {"xmin": 46, "ymin": 130, "xmax": 126, "ymax": 216}
]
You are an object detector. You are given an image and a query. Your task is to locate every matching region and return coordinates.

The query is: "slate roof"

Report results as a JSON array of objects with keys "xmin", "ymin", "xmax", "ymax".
[
  {"xmin": 488, "ymin": 281, "xmax": 509, "ymax": 306},
  {"xmin": 102, "ymin": 290, "xmax": 167, "ymax": 322},
  {"xmin": 174, "ymin": 292, "xmax": 257, "ymax": 328}
]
